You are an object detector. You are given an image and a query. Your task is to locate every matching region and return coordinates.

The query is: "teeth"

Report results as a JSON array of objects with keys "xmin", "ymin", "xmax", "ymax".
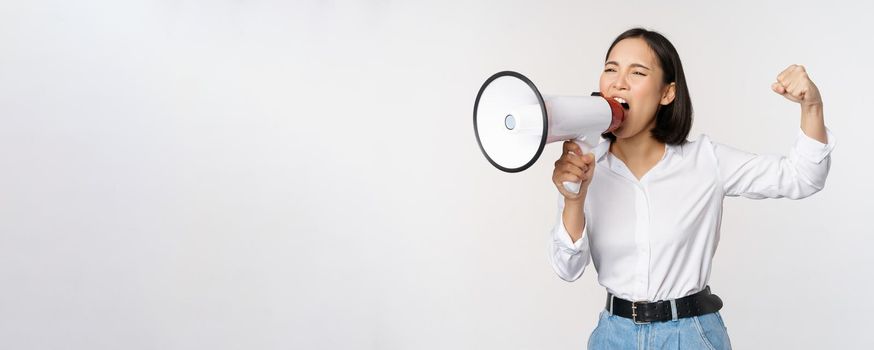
[{"xmin": 613, "ymin": 97, "xmax": 627, "ymax": 104}]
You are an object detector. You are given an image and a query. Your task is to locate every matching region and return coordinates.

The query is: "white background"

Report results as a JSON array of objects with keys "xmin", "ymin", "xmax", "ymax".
[{"xmin": 2, "ymin": 0, "xmax": 872, "ymax": 349}]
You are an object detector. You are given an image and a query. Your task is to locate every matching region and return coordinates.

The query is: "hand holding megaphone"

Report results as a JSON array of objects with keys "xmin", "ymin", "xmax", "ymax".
[{"xmin": 553, "ymin": 141, "xmax": 596, "ymax": 200}]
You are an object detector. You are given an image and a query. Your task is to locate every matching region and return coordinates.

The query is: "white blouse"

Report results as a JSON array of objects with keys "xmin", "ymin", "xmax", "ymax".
[{"xmin": 548, "ymin": 128, "xmax": 835, "ymax": 302}]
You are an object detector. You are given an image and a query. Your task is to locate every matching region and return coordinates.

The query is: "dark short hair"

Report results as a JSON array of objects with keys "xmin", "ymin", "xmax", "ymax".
[{"xmin": 601, "ymin": 28, "xmax": 692, "ymax": 145}]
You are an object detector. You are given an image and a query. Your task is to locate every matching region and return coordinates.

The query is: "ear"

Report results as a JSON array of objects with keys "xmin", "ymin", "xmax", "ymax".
[{"xmin": 660, "ymin": 82, "xmax": 676, "ymax": 105}]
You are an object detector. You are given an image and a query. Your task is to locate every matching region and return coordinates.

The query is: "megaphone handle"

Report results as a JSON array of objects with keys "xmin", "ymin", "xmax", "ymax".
[{"xmin": 561, "ymin": 137, "xmax": 595, "ymax": 194}]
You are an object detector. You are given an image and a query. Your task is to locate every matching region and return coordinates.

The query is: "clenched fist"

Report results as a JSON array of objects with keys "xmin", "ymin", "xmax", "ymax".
[{"xmin": 771, "ymin": 64, "xmax": 822, "ymax": 108}]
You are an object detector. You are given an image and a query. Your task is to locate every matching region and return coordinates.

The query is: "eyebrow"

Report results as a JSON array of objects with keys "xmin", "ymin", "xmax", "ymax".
[{"xmin": 605, "ymin": 61, "xmax": 651, "ymax": 70}]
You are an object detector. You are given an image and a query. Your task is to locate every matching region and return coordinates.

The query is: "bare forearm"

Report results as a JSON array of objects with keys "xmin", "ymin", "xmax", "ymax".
[
  {"xmin": 801, "ymin": 103, "xmax": 827, "ymax": 143},
  {"xmin": 562, "ymin": 198, "xmax": 586, "ymax": 243}
]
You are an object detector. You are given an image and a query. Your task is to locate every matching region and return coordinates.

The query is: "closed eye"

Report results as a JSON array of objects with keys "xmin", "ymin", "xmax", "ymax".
[
  {"xmin": 604, "ymin": 68, "xmax": 617, "ymax": 73},
  {"xmin": 633, "ymin": 71, "xmax": 647, "ymax": 76}
]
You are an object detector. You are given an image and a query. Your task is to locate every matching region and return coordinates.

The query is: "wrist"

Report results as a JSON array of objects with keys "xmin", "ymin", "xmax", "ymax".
[
  {"xmin": 801, "ymin": 101, "xmax": 823, "ymax": 114},
  {"xmin": 565, "ymin": 194, "xmax": 586, "ymax": 206},
  {"xmin": 800, "ymin": 102, "xmax": 824, "ymax": 124},
  {"xmin": 799, "ymin": 102, "xmax": 827, "ymax": 143}
]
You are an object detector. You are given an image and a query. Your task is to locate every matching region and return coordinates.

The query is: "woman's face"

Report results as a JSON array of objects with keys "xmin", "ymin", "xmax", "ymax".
[{"xmin": 599, "ymin": 37, "xmax": 676, "ymax": 140}]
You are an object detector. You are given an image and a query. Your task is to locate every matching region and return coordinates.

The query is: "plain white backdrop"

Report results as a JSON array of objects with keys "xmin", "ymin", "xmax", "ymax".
[{"xmin": 1, "ymin": 0, "xmax": 873, "ymax": 349}]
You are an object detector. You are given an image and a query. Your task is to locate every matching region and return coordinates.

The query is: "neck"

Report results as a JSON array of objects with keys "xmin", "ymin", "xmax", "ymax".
[{"xmin": 610, "ymin": 131, "xmax": 665, "ymax": 163}]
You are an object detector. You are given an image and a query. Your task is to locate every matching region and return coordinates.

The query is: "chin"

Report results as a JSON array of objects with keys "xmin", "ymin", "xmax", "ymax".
[{"xmin": 611, "ymin": 128, "xmax": 630, "ymax": 139}]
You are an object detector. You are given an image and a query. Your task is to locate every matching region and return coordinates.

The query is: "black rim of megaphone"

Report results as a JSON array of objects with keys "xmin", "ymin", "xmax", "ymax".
[{"xmin": 473, "ymin": 71, "xmax": 548, "ymax": 173}]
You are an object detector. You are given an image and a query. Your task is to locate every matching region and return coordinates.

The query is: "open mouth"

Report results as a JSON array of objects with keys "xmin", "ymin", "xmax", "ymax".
[
  {"xmin": 592, "ymin": 92, "xmax": 630, "ymax": 110},
  {"xmin": 612, "ymin": 97, "xmax": 630, "ymax": 110}
]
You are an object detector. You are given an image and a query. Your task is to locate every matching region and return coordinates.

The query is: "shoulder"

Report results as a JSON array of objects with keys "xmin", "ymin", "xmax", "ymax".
[
  {"xmin": 684, "ymin": 133, "xmax": 716, "ymax": 147},
  {"xmin": 679, "ymin": 134, "xmax": 757, "ymax": 171},
  {"xmin": 674, "ymin": 134, "xmax": 718, "ymax": 159}
]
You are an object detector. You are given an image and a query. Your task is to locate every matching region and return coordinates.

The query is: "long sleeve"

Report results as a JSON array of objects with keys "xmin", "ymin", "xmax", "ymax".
[
  {"xmin": 713, "ymin": 128, "xmax": 835, "ymax": 199},
  {"xmin": 548, "ymin": 194, "xmax": 592, "ymax": 282}
]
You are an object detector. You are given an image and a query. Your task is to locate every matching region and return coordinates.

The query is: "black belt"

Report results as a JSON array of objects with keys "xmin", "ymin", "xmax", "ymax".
[{"xmin": 605, "ymin": 286, "xmax": 724, "ymax": 324}]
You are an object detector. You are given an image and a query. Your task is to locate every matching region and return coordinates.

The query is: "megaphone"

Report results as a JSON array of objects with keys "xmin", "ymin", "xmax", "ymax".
[{"xmin": 473, "ymin": 71, "xmax": 626, "ymax": 193}]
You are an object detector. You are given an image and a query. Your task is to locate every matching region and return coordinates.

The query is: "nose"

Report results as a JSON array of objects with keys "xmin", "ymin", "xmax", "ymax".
[{"xmin": 611, "ymin": 72, "xmax": 630, "ymax": 91}]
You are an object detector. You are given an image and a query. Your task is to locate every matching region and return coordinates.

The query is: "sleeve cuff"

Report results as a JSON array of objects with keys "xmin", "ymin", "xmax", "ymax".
[
  {"xmin": 794, "ymin": 127, "xmax": 835, "ymax": 163},
  {"xmin": 553, "ymin": 215, "xmax": 587, "ymax": 255}
]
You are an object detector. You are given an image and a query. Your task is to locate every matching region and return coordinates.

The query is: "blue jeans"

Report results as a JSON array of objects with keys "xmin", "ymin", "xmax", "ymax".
[{"xmin": 588, "ymin": 309, "xmax": 732, "ymax": 349}]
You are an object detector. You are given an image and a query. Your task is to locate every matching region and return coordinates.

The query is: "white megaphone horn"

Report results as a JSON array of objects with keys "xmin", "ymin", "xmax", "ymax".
[{"xmin": 473, "ymin": 71, "xmax": 626, "ymax": 193}]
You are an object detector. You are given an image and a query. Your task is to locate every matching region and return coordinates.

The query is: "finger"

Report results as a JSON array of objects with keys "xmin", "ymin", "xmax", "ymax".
[
  {"xmin": 556, "ymin": 151, "xmax": 586, "ymax": 168},
  {"xmin": 553, "ymin": 165, "xmax": 583, "ymax": 181},
  {"xmin": 786, "ymin": 79, "xmax": 809, "ymax": 99},
  {"xmin": 554, "ymin": 171, "xmax": 580, "ymax": 185},
  {"xmin": 562, "ymin": 140, "xmax": 582, "ymax": 155},
  {"xmin": 779, "ymin": 64, "xmax": 806, "ymax": 84},
  {"xmin": 786, "ymin": 84, "xmax": 798, "ymax": 97},
  {"xmin": 771, "ymin": 82, "xmax": 785, "ymax": 94},
  {"xmin": 557, "ymin": 172, "xmax": 581, "ymax": 184},
  {"xmin": 582, "ymin": 152, "xmax": 596, "ymax": 165},
  {"xmin": 584, "ymin": 158, "xmax": 596, "ymax": 176},
  {"xmin": 776, "ymin": 66, "xmax": 791, "ymax": 85},
  {"xmin": 560, "ymin": 163, "xmax": 585, "ymax": 178},
  {"xmin": 776, "ymin": 64, "xmax": 801, "ymax": 85}
]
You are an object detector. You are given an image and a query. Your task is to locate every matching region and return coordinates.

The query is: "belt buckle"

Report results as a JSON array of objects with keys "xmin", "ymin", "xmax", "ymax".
[{"xmin": 631, "ymin": 301, "xmax": 650, "ymax": 325}]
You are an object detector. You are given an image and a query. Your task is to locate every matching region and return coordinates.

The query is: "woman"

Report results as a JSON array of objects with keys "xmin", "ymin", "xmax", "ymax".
[{"xmin": 548, "ymin": 28, "xmax": 834, "ymax": 349}]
